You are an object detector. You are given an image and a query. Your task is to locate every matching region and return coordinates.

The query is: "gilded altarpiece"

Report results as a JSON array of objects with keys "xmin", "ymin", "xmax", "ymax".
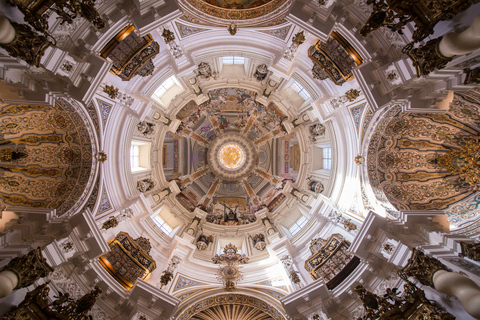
[
  {"xmin": 0, "ymin": 101, "xmax": 92, "ymax": 215},
  {"xmin": 367, "ymin": 90, "xmax": 480, "ymax": 223},
  {"xmin": 305, "ymin": 234, "xmax": 359, "ymax": 289}
]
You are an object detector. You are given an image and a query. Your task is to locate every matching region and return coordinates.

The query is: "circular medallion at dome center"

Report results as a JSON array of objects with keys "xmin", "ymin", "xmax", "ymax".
[
  {"xmin": 207, "ymin": 132, "xmax": 257, "ymax": 182},
  {"xmin": 218, "ymin": 143, "xmax": 246, "ymax": 170}
]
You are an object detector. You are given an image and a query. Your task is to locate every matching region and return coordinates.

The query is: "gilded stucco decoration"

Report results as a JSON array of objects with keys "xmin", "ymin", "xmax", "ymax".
[
  {"xmin": 0, "ymin": 282, "xmax": 102, "ymax": 320},
  {"xmin": 355, "ymin": 276, "xmax": 454, "ymax": 320},
  {"xmin": 0, "ymin": 101, "xmax": 93, "ymax": 215},
  {"xmin": 367, "ymin": 92, "xmax": 480, "ymax": 214}
]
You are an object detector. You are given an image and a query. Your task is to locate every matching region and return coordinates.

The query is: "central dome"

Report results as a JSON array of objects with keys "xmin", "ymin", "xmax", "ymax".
[
  {"xmin": 218, "ymin": 143, "xmax": 246, "ymax": 170},
  {"xmin": 207, "ymin": 131, "xmax": 257, "ymax": 183}
]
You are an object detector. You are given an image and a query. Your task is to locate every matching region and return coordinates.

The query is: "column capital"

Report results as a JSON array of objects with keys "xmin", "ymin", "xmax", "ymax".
[
  {"xmin": 3, "ymin": 247, "xmax": 54, "ymax": 289},
  {"xmin": 400, "ymin": 248, "xmax": 449, "ymax": 287}
]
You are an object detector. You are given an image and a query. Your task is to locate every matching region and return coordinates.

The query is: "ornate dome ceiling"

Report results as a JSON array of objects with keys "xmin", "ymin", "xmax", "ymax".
[
  {"xmin": 164, "ymin": 87, "xmax": 300, "ymax": 220},
  {"xmin": 1, "ymin": 0, "xmax": 480, "ymax": 319}
]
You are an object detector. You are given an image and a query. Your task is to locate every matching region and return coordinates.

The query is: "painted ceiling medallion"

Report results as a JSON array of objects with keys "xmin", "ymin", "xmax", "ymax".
[
  {"xmin": 207, "ymin": 132, "xmax": 257, "ymax": 183},
  {"xmin": 218, "ymin": 143, "xmax": 246, "ymax": 170}
]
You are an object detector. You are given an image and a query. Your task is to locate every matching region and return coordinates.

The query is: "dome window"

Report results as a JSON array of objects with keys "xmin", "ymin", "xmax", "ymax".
[
  {"xmin": 288, "ymin": 215, "xmax": 308, "ymax": 236},
  {"xmin": 290, "ymin": 80, "xmax": 311, "ymax": 100},
  {"xmin": 222, "ymin": 56, "xmax": 245, "ymax": 65},
  {"xmin": 152, "ymin": 76, "xmax": 184, "ymax": 107},
  {"xmin": 130, "ymin": 141, "xmax": 151, "ymax": 172}
]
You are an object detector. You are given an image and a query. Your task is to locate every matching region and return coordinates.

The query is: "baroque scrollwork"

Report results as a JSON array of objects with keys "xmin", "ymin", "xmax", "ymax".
[
  {"xmin": 3, "ymin": 247, "xmax": 54, "ymax": 289},
  {"xmin": 459, "ymin": 241, "xmax": 480, "ymax": 261},
  {"xmin": 405, "ymin": 38, "xmax": 452, "ymax": 77},
  {"xmin": 400, "ymin": 248, "xmax": 449, "ymax": 287},
  {"xmin": 0, "ymin": 22, "xmax": 53, "ymax": 67},
  {"xmin": 0, "ymin": 282, "xmax": 102, "ymax": 320},
  {"xmin": 354, "ymin": 276, "xmax": 455, "ymax": 320}
]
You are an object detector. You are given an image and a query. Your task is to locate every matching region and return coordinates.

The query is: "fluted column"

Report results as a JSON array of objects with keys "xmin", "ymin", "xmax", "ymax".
[{"xmin": 438, "ymin": 14, "xmax": 480, "ymax": 58}]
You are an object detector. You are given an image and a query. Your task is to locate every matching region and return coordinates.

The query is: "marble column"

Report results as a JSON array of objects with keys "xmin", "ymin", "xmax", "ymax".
[
  {"xmin": 402, "ymin": 248, "xmax": 480, "ymax": 318},
  {"xmin": 438, "ymin": 14, "xmax": 480, "ymax": 58},
  {"xmin": 0, "ymin": 248, "xmax": 53, "ymax": 298},
  {"xmin": 433, "ymin": 270, "xmax": 480, "ymax": 318},
  {"xmin": 0, "ymin": 16, "xmax": 15, "ymax": 44}
]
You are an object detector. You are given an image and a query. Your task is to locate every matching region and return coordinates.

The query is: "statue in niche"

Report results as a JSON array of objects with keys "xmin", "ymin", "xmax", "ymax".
[
  {"xmin": 137, "ymin": 121, "xmax": 156, "ymax": 137},
  {"xmin": 196, "ymin": 234, "xmax": 213, "ymax": 251},
  {"xmin": 310, "ymin": 124, "xmax": 325, "ymax": 137},
  {"xmin": 309, "ymin": 180, "xmax": 324, "ymax": 194},
  {"xmin": 252, "ymin": 234, "xmax": 266, "ymax": 251},
  {"xmin": 137, "ymin": 179, "xmax": 155, "ymax": 193},
  {"xmin": 223, "ymin": 203, "xmax": 239, "ymax": 225},
  {"xmin": 101, "ymin": 216, "xmax": 118, "ymax": 230},
  {"xmin": 254, "ymin": 64, "xmax": 268, "ymax": 81}
]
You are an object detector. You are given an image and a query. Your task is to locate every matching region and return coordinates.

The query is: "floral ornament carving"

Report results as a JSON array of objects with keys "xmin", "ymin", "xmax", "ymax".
[
  {"xmin": 96, "ymin": 151, "xmax": 107, "ymax": 162},
  {"xmin": 103, "ymin": 85, "xmax": 119, "ymax": 99},
  {"xmin": 355, "ymin": 155, "xmax": 364, "ymax": 165},
  {"xmin": 228, "ymin": 24, "xmax": 237, "ymax": 36},
  {"xmin": 101, "ymin": 216, "xmax": 118, "ymax": 230},
  {"xmin": 3, "ymin": 247, "xmax": 54, "ymax": 289}
]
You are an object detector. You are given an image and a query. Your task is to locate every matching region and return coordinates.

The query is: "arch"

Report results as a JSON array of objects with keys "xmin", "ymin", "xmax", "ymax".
[{"xmin": 176, "ymin": 293, "xmax": 287, "ymax": 320}]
